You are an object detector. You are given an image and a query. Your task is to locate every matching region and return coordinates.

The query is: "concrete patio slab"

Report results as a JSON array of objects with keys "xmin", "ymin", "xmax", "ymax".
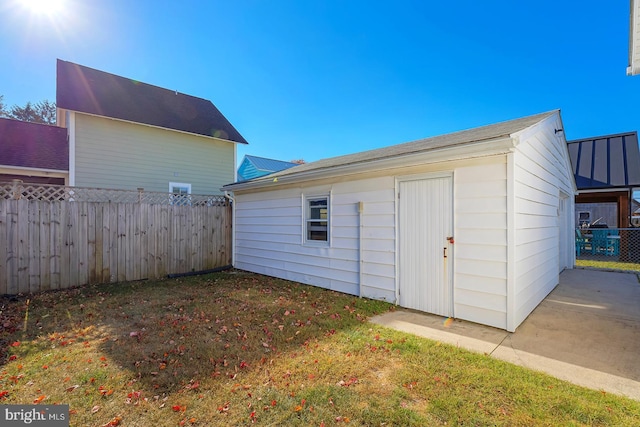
[{"xmin": 370, "ymin": 268, "xmax": 640, "ymax": 401}]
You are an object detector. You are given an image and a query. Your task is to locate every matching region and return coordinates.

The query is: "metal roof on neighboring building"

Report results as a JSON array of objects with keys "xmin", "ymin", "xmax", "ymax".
[
  {"xmin": 237, "ymin": 156, "xmax": 299, "ymax": 181},
  {"xmin": 0, "ymin": 118, "xmax": 69, "ymax": 171},
  {"xmin": 567, "ymin": 131, "xmax": 640, "ymax": 190}
]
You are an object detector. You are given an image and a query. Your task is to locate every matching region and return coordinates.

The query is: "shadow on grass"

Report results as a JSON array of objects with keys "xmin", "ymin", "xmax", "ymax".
[
  {"xmin": 3, "ymin": 271, "xmax": 390, "ymax": 395},
  {"xmin": 3, "ymin": 271, "xmax": 640, "ymax": 426}
]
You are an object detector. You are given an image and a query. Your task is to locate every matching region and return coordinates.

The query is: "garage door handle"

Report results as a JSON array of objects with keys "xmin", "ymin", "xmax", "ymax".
[{"xmin": 444, "ymin": 247, "xmax": 447, "ymax": 258}]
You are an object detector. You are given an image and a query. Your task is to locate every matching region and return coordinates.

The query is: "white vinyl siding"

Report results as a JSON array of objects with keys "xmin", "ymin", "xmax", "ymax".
[
  {"xmin": 234, "ymin": 177, "xmax": 396, "ymax": 301},
  {"xmin": 512, "ymin": 118, "xmax": 575, "ymax": 327},
  {"xmin": 454, "ymin": 158, "xmax": 508, "ymax": 329},
  {"xmin": 230, "ymin": 110, "xmax": 576, "ymax": 332},
  {"xmin": 73, "ymin": 113, "xmax": 235, "ymax": 194}
]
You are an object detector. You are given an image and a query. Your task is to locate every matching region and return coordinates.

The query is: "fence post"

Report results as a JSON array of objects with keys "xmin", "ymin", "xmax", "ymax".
[
  {"xmin": 137, "ymin": 188, "xmax": 144, "ymax": 204},
  {"xmin": 11, "ymin": 179, "xmax": 23, "ymax": 200}
]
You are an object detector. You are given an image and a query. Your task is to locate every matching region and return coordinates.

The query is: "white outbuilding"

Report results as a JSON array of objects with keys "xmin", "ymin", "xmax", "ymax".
[{"xmin": 223, "ymin": 110, "xmax": 577, "ymax": 331}]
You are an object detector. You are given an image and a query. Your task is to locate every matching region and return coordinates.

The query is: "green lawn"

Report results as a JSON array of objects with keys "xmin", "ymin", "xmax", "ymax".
[
  {"xmin": 576, "ymin": 259, "xmax": 640, "ymax": 273},
  {"xmin": 1, "ymin": 271, "xmax": 639, "ymax": 426}
]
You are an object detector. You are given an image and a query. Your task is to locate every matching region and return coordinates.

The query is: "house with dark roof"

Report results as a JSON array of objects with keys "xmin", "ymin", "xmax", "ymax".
[
  {"xmin": 56, "ymin": 59, "xmax": 247, "ymax": 194},
  {"xmin": 237, "ymin": 155, "xmax": 299, "ymax": 181},
  {"xmin": 567, "ymin": 131, "xmax": 640, "ymax": 228},
  {"xmin": 0, "ymin": 118, "xmax": 69, "ymax": 185},
  {"xmin": 223, "ymin": 110, "xmax": 577, "ymax": 332}
]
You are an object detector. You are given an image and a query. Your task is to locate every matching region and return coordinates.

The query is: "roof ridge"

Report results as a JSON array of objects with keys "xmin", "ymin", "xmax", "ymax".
[{"xmin": 56, "ymin": 59, "xmax": 209, "ymax": 102}]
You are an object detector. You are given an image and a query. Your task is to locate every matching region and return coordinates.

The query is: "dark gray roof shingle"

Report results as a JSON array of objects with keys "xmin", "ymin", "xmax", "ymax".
[
  {"xmin": 0, "ymin": 118, "xmax": 69, "ymax": 171},
  {"xmin": 56, "ymin": 59, "xmax": 248, "ymax": 144}
]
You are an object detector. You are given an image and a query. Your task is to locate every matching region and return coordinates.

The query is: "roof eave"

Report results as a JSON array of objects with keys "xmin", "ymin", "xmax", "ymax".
[
  {"xmin": 63, "ymin": 109, "xmax": 247, "ymax": 145},
  {"xmin": 0, "ymin": 165, "xmax": 69, "ymax": 174},
  {"xmin": 223, "ymin": 136, "xmax": 514, "ymax": 192}
]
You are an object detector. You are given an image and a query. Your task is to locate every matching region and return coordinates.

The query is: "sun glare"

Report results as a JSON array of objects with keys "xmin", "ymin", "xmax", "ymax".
[{"xmin": 20, "ymin": 0, "xmax": 65, "ymax": 16}]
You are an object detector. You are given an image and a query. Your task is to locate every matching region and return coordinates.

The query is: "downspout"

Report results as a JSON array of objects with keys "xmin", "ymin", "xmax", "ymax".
[
  {"xmin": 358, "ymin": 201, "xmax": 364, "ymax": 297},
  {"xmin": 224, "ymin": 191, "xmax": 236, "ymax": 267}
]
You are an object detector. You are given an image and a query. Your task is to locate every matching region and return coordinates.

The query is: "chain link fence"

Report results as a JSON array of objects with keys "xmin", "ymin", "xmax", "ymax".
[{"xmin": 575, "ymin": 227, "xmax": 640, "ymax": 269}]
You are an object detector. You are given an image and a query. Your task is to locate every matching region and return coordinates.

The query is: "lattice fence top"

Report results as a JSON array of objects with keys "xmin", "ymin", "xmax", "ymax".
[{"xmin": 0, "ymin": 181, "xmax": 229, "ymax": 206}]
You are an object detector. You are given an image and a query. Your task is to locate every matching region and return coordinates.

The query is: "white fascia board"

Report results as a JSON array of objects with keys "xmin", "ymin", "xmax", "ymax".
[
  {"xmin": 510, "ymin": 111, "xmax": 578, "ymax": 195},
  {"xmin": 577, "ymin": 188, "xmax": 633, "ymax": 194},
  {"xmin": 224, "ymin": 136, "xmax": 515, "ymax": 192},
  {"xmin": 629, "ymin": 0, "xmax": 640, "ymax": 75},
  {"xmin": 0, "ymin": 165, "xmax": 68, "ymax": 175},
  {"xmin": 509, "ymin": 110, "xmax": 559, "ymax": 143}
]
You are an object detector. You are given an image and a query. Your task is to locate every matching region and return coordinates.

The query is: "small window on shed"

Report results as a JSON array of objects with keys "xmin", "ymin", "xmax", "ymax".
[{"xmin": 305, "ymin": 196, "xmax": 329, "ymax": 243}]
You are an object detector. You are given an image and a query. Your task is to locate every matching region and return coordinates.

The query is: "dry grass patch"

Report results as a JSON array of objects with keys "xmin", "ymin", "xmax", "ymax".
[{"xmin": 1, "ymin": 270, "xmax": 640, "ymax": 426}]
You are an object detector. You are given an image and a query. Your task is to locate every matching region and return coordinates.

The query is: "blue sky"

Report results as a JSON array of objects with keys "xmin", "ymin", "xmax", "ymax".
[{"xmin": 1, "ymin": 0, "xmax": 638, "ymax": 165}]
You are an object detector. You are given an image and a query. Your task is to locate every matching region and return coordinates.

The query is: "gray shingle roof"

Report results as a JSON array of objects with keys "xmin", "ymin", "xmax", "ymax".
[
  {"xmin": 224, "ymin": 110, "xmax": 557, "ymax": 190},
  {"xmin": 567, "ymin": 131, "xmax": 640, "ymax": 189},
  {"xmin": 56, "ymin": 59, "xmax": 248, "ymax": 144}
]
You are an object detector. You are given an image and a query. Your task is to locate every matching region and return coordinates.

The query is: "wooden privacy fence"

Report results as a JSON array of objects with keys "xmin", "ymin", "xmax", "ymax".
[{"xmin": 0, "ymin": 183, "xmax": 232, "ymax": 295}]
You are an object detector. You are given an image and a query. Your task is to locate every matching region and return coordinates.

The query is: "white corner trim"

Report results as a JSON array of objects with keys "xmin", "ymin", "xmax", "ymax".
[
  {"xmin": 68, "ymin": 111, "xmax": 76, "ymax": 186},
  {"xmin": 506, "ymin": 152, "xmax": 516, "ymax": 332}
]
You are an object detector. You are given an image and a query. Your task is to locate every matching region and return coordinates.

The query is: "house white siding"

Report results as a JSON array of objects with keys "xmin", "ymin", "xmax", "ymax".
[
  {"xmin": 235, "ymin": 155, "xmax": 513, "ymax": 328},
  {"xmin": 512, "ymin": 118, "xmax": 575, "ymax": 327},
  {"xmin": 453, "ymin": 157, "xmax": 509, "ymax": 329},
  {"xmin": 234, "ymin": 176, "xmax": 397, "ymax": 301},
  {"xmin": 228, "ymin": 111, "xmax": 576, "ymax": 332},
  {"xmin": 73, "ymin": 113, "xmax": 235, "ymax": 194}
]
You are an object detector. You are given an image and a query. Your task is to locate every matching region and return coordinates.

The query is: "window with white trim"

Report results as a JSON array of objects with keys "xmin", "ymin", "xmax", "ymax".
[
  {"xmin": 169, "ymin": 182, "xmax": 191, "ymax": 206},
  {"xmin": 305, "ymin": 196, "xmax": 329, "ymax": 243}
]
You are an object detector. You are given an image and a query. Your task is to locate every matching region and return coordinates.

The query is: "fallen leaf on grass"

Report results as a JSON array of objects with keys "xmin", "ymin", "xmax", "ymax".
[
  {"xmin": 91, "ymin": 405, "xmax": 101, "ymax": 414},
  {"xmin": 337, "ymin": 377, "xmax": 358, "ymax": 387},
  {"xmin": 65, "ymin": 385, "xmax": 80, "ymax": 392},
  {"xmin": 33, "ymin": 395, "xmax": 46, "ymax": 404},
  {"xmin": 100, "ymin": 416, "xmax": 122, "ymax": 427}
]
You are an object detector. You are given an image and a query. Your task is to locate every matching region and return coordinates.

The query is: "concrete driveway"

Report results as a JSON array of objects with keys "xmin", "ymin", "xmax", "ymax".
[{"xmin": 370, "ymin": 268, "xmax": 640, "ymax": 400}]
